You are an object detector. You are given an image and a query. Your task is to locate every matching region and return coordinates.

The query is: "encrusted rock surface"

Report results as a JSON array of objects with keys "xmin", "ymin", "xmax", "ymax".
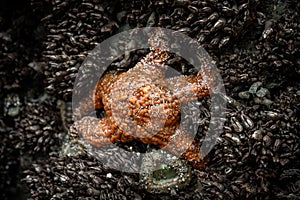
[{"xmin": 0, "ymin": 0, "xmax": 299, "ymax": 199}]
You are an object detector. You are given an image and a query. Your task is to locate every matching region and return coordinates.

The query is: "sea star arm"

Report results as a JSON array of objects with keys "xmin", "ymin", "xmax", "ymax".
[
  {"xmin": 161, "ymin": 125, "xmax": 207, "ymax": 169},
  {"xmin": 70, "ymin": 116, "xmax": 136, "ymax": 147},
  {"xmin": 71, "ymin": 116, "xmax": 118, "ymax": 147},
  {"xmin": 166, "ymin": 74, "xmax": 211, "ymax": 104}
]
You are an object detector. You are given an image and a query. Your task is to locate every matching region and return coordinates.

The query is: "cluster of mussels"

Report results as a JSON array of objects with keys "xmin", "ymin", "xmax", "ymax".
[
  {"xmin": 0, "ymin": 1, "xmax": 51, "ymax": 198},
  {"xmin": 22, "ymin": 153, "xmax": 142, "ymax": 199},
  {"xmin": 34, "ymin": 0, "xmax": 119, "ymax": 100},
  {"xmin": 39, "ymin": 0, "xmax": 270, "ymax": 101},
  {"xmin": 0, "ymin": 0, "xmax": 299, "ymax": 199},
  {"xmin": 119, "ymin": 0, "xmax": 262, "ymax": 49}
]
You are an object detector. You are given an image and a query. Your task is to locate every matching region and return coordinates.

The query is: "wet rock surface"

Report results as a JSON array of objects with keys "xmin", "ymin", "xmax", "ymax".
[{"xmin": 0, "ymin": 0, "xmax": 299, "ymax": 199}]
